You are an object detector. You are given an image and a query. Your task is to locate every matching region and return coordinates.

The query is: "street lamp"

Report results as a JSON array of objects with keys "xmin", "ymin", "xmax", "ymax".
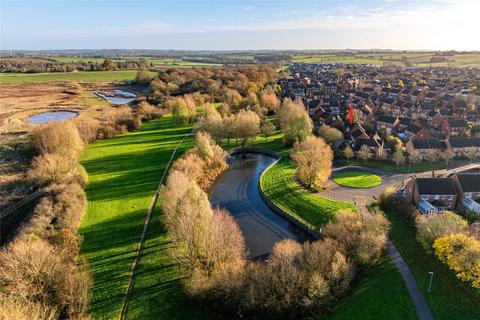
[{"xmin": 428, "ymin": 272, "xmax": 434, "ymax": 293}]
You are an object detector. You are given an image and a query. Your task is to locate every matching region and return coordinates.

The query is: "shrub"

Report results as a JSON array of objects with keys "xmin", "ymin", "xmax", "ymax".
[
  {"xmin": 378, "ymin": 188, "xmax": 419, "ymax": 224},
  {"xmin": 238, "ymin": 238, "xmax": 354, "ymax": 319},
  {"xmin": 0, "ymin": 238, "xmax": 90, "ymax": 318},
  {"xmin": 416, "ymin": 211, "xmax": 469, "ymax": 253},
  {"xmin": 0, "ymin": 298, "xmax": 59, "ymax": 320},
  {"xmin": 74, "ymin": 116, "xmax": 100, "ymax": 143},
  {"xmin": 33, "ymin": 121, "xmax": 83, "ymax": 156},
  {"xmin": 21, "ymin": 182, "xmax": 86, "ymax": 241},
  {"xmin": 27, "ymin": 153, "xmax": 77, "ymax": 185},
  {"xmin": 104, "ymin": 107, "xmax": 140, "ymax": 132},
  {"xmin": 433, "ymin": 234, "xmax": 480, "ymax": 288},
  {"xmin": 323, "ymin": 208, "xmax": 389, "ymax": 266},
  {"xmin": 317, "ymin": 125, "xmax": 343, "ymax": 144},
  {"xmin": 136, "ymin": 101, "xmax": 165, "ymax": 120},
  {"xmin": 171, "ymin": 153, "xmax": 206, "ymax": 182}
]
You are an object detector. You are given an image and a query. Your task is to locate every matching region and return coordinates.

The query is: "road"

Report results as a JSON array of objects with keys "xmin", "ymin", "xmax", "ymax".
[{"xmin": 322, "ymin": 162, "xmax": 480, "ymax": 204}]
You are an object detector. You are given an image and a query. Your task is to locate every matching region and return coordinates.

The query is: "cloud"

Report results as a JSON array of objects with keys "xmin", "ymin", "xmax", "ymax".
[{"xmin": 241, "ymin": 5, "xmax": 254, "ymax": 10}]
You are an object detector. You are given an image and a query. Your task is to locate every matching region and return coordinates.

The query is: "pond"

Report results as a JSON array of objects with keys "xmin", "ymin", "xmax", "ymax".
[
  {"xmin": 95, "ymin": 89, "xmax": 137, "ymax": 105},
  {"xmin": 27, "ymin": 111, "xmax": 78, "ymax": 124},
  {"xmin": 210, "ymin": 152, "xmax": 310, "ymax": 260}
]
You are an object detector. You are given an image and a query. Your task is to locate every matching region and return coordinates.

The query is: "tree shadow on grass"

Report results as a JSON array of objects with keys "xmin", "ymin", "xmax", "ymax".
[{"xmin": 125, "ymin": 209, "xmax": 217, "ymax": 320}]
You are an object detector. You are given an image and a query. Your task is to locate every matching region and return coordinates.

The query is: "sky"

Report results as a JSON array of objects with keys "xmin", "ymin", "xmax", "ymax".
[{"xmin": 1, "ymin": 0, "xmax": 479, "ymax": 50}]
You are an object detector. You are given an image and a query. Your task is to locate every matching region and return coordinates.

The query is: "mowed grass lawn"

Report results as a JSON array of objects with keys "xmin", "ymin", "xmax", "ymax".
[
  {"xmin": 78, "ymin": 115, "xmax": 214, "ymax": 319},
  {"xmin": 386, "ymin": 210, "xmax": 480, "ymax": 320},
  {"xmin": 333, "ymin": 171, "xmax": 382, "ymax": 188},
  {"xmin": 255, "ymin": 135, "xmax": 355, "ymax": 231},
  {"xmin": 0, "ymin": 70, "xmax": 137, "ymax": 85}
]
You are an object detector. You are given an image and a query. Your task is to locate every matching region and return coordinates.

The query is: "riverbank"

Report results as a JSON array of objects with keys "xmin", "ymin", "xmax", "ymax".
[{"xmin": 241, "ymin": 134, "xmax": 418, "ymax": 320}]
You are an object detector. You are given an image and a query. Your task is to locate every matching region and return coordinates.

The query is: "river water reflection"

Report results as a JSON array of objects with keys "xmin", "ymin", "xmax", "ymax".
[{"xmin": 210, "ymin": 152, "xmax": 310, "ymax": 259}]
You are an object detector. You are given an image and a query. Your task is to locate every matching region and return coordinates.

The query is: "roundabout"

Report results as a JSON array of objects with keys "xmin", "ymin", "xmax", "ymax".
[{"xmin": 333, "ymin": 170, "xmax": 383, "ymax": 188}]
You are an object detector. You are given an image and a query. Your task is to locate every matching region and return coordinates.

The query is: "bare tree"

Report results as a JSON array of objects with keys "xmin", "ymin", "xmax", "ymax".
[
  {"xmin": 260, "ymin": 121, "xmax": 276, "ymax": 141},
  {"xmin": 317, "ymin": 125, "xmax": 343, "ymax": 144},
  {"xmin": 342, "ymin": 145, "xmax": 355, "ymax": 163},
  {"xmin": 231, "ymin": 110, "xmax": 260, "ymax": 148},
  {"xmin": 392, "ymin": 149, "xmax": 406, "ymax": 169},
  {"xmin": 279, "ymin": 98, "xmax": 312, "ymax": 144},
  {"xmin": 291, "ymin": 136, "xmax": 333, "ymax": 190},
  {"xmin": 357, "ymin": 145, "xmax": 373, "ymax": 162}
]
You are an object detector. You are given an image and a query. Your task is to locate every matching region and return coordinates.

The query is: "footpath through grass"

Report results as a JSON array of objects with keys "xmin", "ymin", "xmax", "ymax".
[
  {"xmin": 333, "ymin": 171, "xmax": 382, "ymax": 188},
  {"xmin": 386, "ymin": 210, "xmax": 480, "ymax": 320},
  {"xmin": 0, "ymin": 70, "xmax": 137, "ymax": 85},
  {"xmin": 78, "ymin": 115, "xmax": 213, "ymax": 319},
  {"xmin": 253, "ymin": 134, "xmax": 416, "ymax": 319}
]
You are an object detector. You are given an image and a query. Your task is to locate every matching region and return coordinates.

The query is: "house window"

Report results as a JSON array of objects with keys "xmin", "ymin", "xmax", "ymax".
[
  {"xmin": 434, "ymin": 195, "xmax": 440, "ymax": 200},
  {"xmin": 442, "ymin": 195, "xmax": 446, "ymax": 200},
  {"xmin": 421, "ymin": 195, "xmax": 429, "ymax": 200},
  {"xmin": 448, "ymin": 195, "xmax": 454, "ymax": 200},
  {"xmin": 465, "ymin": 192, "xmax": 472, "ymax": 199}
]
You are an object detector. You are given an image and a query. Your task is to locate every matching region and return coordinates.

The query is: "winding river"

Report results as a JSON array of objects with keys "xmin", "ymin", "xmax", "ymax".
[{"xmin": 210, "ymin": 153, "xmax": 310, "ymax": 259}]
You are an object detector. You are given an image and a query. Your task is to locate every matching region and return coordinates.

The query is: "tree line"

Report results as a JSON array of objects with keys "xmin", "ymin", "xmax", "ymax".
[{"xmin": 0, "ymin": 57, "xmax": 150, "ymax": 73}]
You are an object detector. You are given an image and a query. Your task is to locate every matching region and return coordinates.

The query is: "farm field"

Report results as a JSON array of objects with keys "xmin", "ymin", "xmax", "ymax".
[
  {"xmin": 385, "ymin": 210, "xmax": 480, "ymax": 320},
  {"xmin": 78, "ymin": 115, "xmax": 214, "ymax": 319},
  {"xmin": 0, "ymin": 70, "xmax": 137, "ymax": 84},
  {"xmin": 290, "ymin": 52, "xmax": 480, "ymax": 67},
  {"xmin": 51, "ymin": 56, "xmax": 222, "ymax": 67},
  {"xmin": 333, "ymin": 171, "xmax": 382, "ymax": 188}
]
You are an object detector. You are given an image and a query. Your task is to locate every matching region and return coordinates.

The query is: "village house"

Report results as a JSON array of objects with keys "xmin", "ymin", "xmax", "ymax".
[
  {"xmin": 376, "ymin": 115, "xmax": 399, "ymax": 134},
  {"xmin": 442, "ymin": 119, "xmax": 468, "ymax": 135},
  {"xmin": 452, "ymin": 173, "xmax": 480, "ymax": 214},
  {"xmin": 406, "ymin": 177, "xmax": 458, "ymax": 213},
  {"xmin": 404, "ymin": 124, "xmax": 429, "ymax": 139},
  {"xmin": 446, "ymin": 137, "xmax": 480, "ymax": 158},
  {"xmin": 406, "ymin": 138, "xmax": 445, "ymax": 160}
]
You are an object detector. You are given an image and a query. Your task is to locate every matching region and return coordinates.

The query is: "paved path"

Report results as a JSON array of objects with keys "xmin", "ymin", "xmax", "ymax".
[{"xmin": 387, "ymin": 240, "xmax": 434, "ymax": 320}]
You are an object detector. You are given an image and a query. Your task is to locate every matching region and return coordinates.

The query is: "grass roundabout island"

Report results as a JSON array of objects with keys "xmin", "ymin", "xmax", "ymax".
[{"xmin": 333, "ymin": 170, "xmax": 382, "ymax": 188}]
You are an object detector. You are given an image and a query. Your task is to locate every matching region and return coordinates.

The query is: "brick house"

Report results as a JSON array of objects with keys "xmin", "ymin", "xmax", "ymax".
[
  {"xmin": 442, "ymin": 119, "xmax": 468, "ymax": 135},
  {"xmin": 452, "ymin": 173, "xmax": 480, "ymax": 202},
  {"xmin": 406, "ymin": 138, "xmax": 445, "ymax": 160},
  {"xmin": 406, "ymin": 177, "xmax": 458, "ymax": 211},
  {"xmin": 446, "ymin": 137, "xmax": 480, "ymax": 158}
]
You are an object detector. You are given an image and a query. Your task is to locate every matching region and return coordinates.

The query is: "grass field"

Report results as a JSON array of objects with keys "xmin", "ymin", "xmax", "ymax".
[
  {"xmin": 333, "ymin": 171, "xmax": 382, "ymax": 188},
  {"xmin": 0, "ymin": 70, "xmax": 137, "ymax": 85},
  {"xmin": 78, "ymin": 115, "xmax": 214, "ymax": 319},
  {"xmin": 322, "ymin": 255, "xmax": 416, "ymax": 320},
  {"xmin": 291, "ymin": 52, "xmax": 480, "ymax": 67},
  {"xmin": 385, "ymin": 210, "xmax": 480, "ymax": 320}
]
